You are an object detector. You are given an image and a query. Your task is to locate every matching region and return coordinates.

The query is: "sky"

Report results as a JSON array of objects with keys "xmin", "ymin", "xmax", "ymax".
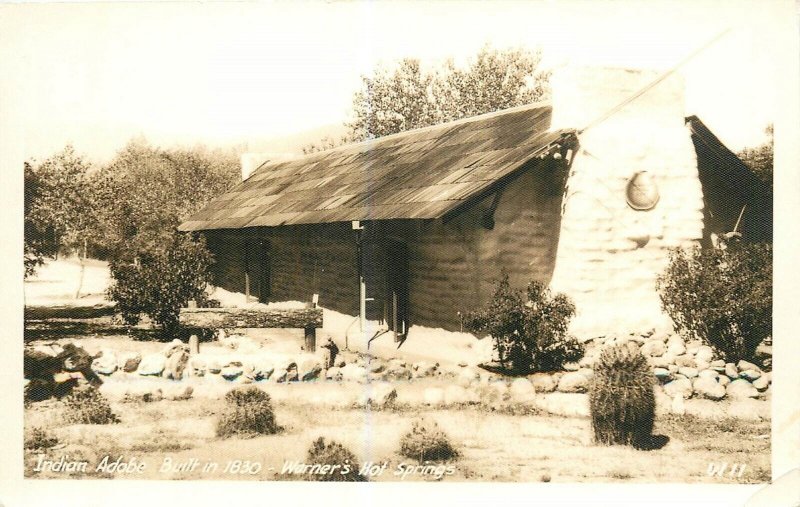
[{"xmin": 0, "ymin": 0, "xmax": 793, "ymax": 164}]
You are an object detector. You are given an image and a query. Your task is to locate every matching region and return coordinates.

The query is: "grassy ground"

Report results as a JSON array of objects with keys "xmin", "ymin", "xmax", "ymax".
[{"xmin": 24, "ymin": 394, "xmax": 770, "ymax": 483}]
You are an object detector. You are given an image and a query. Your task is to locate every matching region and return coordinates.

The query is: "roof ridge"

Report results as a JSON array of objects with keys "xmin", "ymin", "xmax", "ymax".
[{"xmin": 248, "ymin": 100, "xmax": 553, "ymax": 177}]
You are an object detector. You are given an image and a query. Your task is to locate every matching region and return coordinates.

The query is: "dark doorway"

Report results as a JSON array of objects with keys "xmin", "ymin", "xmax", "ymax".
[{"xmin": 385, "ymin": 239, "xmax": 409, "ymax": 335}]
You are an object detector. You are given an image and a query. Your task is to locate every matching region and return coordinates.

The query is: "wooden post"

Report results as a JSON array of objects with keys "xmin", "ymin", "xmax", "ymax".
[
  {"xmin": 304, "ymin": 326, "xmax": 316, "ymax": 352},
  {"xmin": 188, "ymin": 334, "xmax": 199, "ymax": 355},
  {"xmin": 392, "ymin": 291, "xmax": 399, "ymax": 342}
]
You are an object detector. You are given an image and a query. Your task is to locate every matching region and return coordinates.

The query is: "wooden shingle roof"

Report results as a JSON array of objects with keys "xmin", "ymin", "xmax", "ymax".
[{"xmin": 179, "ymin": 102, "xmax": 571, "ymax": 232}]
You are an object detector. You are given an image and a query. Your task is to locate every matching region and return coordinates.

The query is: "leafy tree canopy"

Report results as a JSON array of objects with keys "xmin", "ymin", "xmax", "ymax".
[{"xmin": 738, "ymin": 124, "xmax": 773, "ymax": 188}]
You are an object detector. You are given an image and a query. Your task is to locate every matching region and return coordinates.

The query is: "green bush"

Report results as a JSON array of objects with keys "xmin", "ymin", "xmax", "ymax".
[
  {"xmin": 656, "ymin": 241, "xmax": 772, "ymax": 362},
  {"xmin": 24, "ymin": 427, "xmax": 59, "ymax": 450},
  {"xmin": 62, "ymin": 388, "xmax": 120, "ymax": 425},
  {"xmin": 589, "ymin": 344, "xmax": 655, "ymax": 449},
  {"xmin": 107, "ymin": 233, "xmax": 213, "ymax": 337},
  {"xmin": 216, "ymin": 387, "xmax": 279, "ymax": 438},
  {"xmin": 399, "ymin": 418, "xmax": 458, "ymax": 462},
  {"xmin": 304, "ymin": 437, "xmax": 366, "ymax": 482},
  {"xmin": 464, "ymin": 275, "xmax": 583, "ymax": 374}
]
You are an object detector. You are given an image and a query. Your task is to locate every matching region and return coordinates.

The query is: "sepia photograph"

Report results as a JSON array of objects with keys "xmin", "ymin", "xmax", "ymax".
[{"xmin": 2, "ymin": 0, "xmax": 798, "ymax": 505}]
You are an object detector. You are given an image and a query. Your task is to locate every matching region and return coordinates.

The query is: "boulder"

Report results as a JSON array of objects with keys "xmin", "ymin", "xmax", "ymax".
[
  {"xmin": 509, "ymin": 378, "xmax": 536, "ymax": 401},
  {"xmin": 325, "ymin": 367, "xmax": 342, "ymax": 381},
  {"xmin": 753, "ymin": 373, "xmax": 771, "ymax": 391},
  {"xmin": 161, "ymin": 339, "xmax": 186, "ymax": 357},
  {"xmin": 653, "ymin": 368, "xmax": 671, "ymax": 383},
  {"xmin": 693, "ymin": 377, "xmax": 726, "ymax": 400},
  {"xmin": 739, "ymin": 369, "xmax": 762, "ymax": 382},
  {"xmin": 737, "ymin": 360, "xmax": 761, "ymax": 373},
  {"xmin": 189, "ymin": 357, "xmax": 206, "ymax": 377},
  {"xmin": 340, "ymin": 363, "xmax": 367, "ymax": 383},
  {"xmin": 695, "ymin": 346, "xmax": 714, "ymax": 364},
  {"xmin": 640, "ymin": 339, "xmax": 667, "ymax": 357},
  {"xmin": 253, "ymin": 360, "xmax": 275, "ymax": 381},
  {"xmin": 457, "ymin": 367, "xmax": 481, "ymax": 387},
  {"xmin": 530, "ymin": 373, "xmax": 557, "ymax": 393},
  {"xmin": 674, "ymin": 355, "xmax": 697, "ymax": 368},
  {"xmin": 667, "ymin": 336, "xmax": 686, "ymax": 356},
  {"xmin": 727, "ymin": 379, "xmax": 759, "ymax": 399},
  {"xmin": 220, "ymin": 365, "xmax": 243, "ymax": 381},
  {"xmin": 92, "ymin": 350, "xmax": 118, "ymax": 375},
  {"xmin": 695, "ymin": 360, "xmax": 710, "ymax": 372},
  {"xmin": 577, "ymin": 368, "xmax": 594, "ymax": 380},
  {"xmin": 535, "ymin": 392, "xmax": 590, "ymax": 417},
  {"xmin": 163, "ymin": 350, "xmax": 189, "ymax": 380},
  {"xmin": 684, "ymin": 399, "xmax": 727, "ymax": 419},
  {"xmin": 557, "ymin": 372, "xmax": 588, "ymax": 393},
  {"xmin": 118, "ymin": 352, "xmax": 142, "ymax": 373},
  {"xmin": 663, "ymin": 378, "xmax": 693, "ymax": 399},
  {"xmin": 137, "ymin": 354, "xmax": 167, "ymax": 376},
  {"xmin": 724, "ymin": 363, "xmax": 738, "ymax": 379},
  {"xmin": 383, "ymin": 365, "xmax": 412, "ymax": 381},
  {"xmin": 562, "ymin": 362, "xmax": 580, "ymax": 372},
  {"xmin": 718, "ymin": 375, "xmax": 731, "ymax": 387},
  {"xmin": 413, "ymin": 361, "xmax": 438, "ymax": 378},
  {"xmin": 299, "ymin": 359, "xmax": 323, "ymax": 381},
  {"xmin": 423, "ymin": 387, "xmax": 445, "ymax": 406},
  {"xmin": 207, "ymin": 359, "xmax": 222, "ymax": 374},
  {"xmin": 367, "ymin": 361, "xmax": 385, "ymax": 374},
  {"xmin": 677, "ymin": 366, "xmax": 699, "ymax": 379},
  {"xmin": 284, "ymin": 362, "xmax": 299, "ymax": 382},
  {"xmin": 710, "ymin": 359, "xmax": 726, "ymax": 372},
  {"xmin": 444, "ymin": 385, "xmax": 473, "ymax": 405},
  {"xmin": 728, "ymin": 399, "xmax": 769, "ymax": 421},
  {"xmin": 697, "ymin": 369, "xmax": 718, "ymax": 381}
]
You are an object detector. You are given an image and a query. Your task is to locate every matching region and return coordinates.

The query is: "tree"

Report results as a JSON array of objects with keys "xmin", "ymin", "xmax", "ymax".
[
  {"xmin": 25, "ymin": 146, "xmax": 97, "ymax": 293},
  {"xmin": 738, "ymin": 124, "xmax": 773, "ymax": 188},
  {"xmin": 346, "ymin": 45, "xmax": 550, "ymax": 142},
  {"xmin": 24, "ymin": 162, "xmax": 57, "ymax": 277}
]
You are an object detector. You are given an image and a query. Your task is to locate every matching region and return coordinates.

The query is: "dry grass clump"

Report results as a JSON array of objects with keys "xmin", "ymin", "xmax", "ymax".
[
  {"xmin": 399, "ymin": 418, "xmax": 458, "ymax": 462},
  {"xmin": 303, "ymin": 437, "xmax": 366, "ymax": 482},
  {"xmin": 216, "ymin": 386, "xmax": 279, "ymax": 438},
  {"xmin": 62, "ymin": 388, "xmax": 120, "ymax": 425},
  {"xmin": 24, "ymin": 427, "xmax": 59, "ymax": 450}
]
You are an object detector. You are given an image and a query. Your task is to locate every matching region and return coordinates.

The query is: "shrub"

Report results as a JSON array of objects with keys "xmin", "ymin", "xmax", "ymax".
[
  {"xmin": 216, "ymin": 387, "xmax": 279, "ymax": 438},
  {"xmin": 303, "ymin": 437, "xmax": 366, "ymax": 482},
  {"xmin": 656, "ymin": 241, "xmax": 772, "ymax": 362},
  {"xmin": 589, "ymin": 344, "xmax": 655, "ymax": 449},
  {"xmin": 464, "ymin": 275, "xmax": 582, "ymax": 374},
  {"xmin": 107, "ymin": 233, "xmax": 213, "ymax": 337},
  {"xmin": 399, "ymin": 418, "xmax": 458, "ymax": 462},
  {"xmin": 62, "ymin": 388, "xmax": 120, "ymax": 425},
  {"xmin": 24, "ymin": 427, "xmax": 59, "ymax": 450}
]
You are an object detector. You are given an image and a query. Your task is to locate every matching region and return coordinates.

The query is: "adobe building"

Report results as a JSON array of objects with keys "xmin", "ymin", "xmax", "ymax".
[{"xmin": 179, "ymin": 67, "xmax": 772, "ymax": 337}]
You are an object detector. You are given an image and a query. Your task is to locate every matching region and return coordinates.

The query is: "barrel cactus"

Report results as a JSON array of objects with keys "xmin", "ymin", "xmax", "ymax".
[{"xmin": 589, "ymin": 343, "xmax": 656, "ymax": 449}]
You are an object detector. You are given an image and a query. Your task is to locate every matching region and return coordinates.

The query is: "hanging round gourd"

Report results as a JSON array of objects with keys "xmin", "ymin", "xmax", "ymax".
[{"xmin": 625, "ymin": 171, "xmax": 660, "ymax": 211}]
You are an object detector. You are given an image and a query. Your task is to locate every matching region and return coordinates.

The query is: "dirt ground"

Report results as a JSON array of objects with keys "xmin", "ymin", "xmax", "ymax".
[{"xmin": 24, "ymin": 388, "xmax": 771, "ymax": 483}]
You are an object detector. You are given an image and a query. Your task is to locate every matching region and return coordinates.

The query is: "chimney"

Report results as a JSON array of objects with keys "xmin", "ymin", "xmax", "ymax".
[{"xmin": 240, "ymin": 152, "xmax": 295, "ymax": 181}]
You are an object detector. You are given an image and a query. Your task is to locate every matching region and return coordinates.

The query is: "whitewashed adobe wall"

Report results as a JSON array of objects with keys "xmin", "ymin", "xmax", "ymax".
[{"xmin": 548, "ymin": 67, "xmax": 705, "ymax": 335}]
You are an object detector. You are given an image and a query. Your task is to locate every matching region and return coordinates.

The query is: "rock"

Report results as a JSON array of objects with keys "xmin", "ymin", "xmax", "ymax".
[
  {"xmin": 693, "ymin": 377, "xmax": 726, "ymax": 400},
  {"xmin": 444, "ymin": 385, "xmax": 473, "ymax": 405},
  {"xmin": 737, "ymin": 360, "xmax": 761, "ymax": 373},
  {"xmin": 578, "ymin": 355, "xmax": 596, "ymax": 368},
  {"xmin": 535, "ymin": 392, "xmax": 590, "ymax": 417},
  {"xmin": 684, "ymin": 399, "xmax": 727, "ymax": 419},
  {"xmin": 530, "ymin": 373, "xmax": 557, "ymax": 393},
  {"xmin": 724, "ymin": 363, "xmax": 738, "ymax": 379},
  {"xmin": 340, "ymin": 363, "xmax": 367, "ymax": 383},
  {"xmin": 367, "ymin": 361, "xmax": 385, "ymax": 374},
  {"xmin": 641, "ymin": 340, "xmax": 667, "ymax": 357},
  {"xmin": 284, "ymin": 362, "xmax": 299, "ymax": 382},
  {"xmin": 739, "ymin": 369, "xmax": 762, "ymax": 381},
  {"xmin": 677, "ymin": 367, "xmax": 698, "ymax": 379},
  {"xmin": 698, "ymin": 369, "xmax": 718, "ymax": 381},
  {"xmin": 667, "ymin": 364, "xmax": 678, "ymax": 374},
  {"xmin": 727, "ymin": 379, "xmax": 759, "ymax": 399},
  {"xmin": 562, "ymin": 362, "xmax": 580, "ymax": 372},
  {"xmin": 423, "ymin": 387, "xmax": 444, "ymax": 406},
  {"xmin": 137, "ymin": 354, "xmax": 167, "ymax": 376},
  {"xmin": 728, "ymin": 399, "xmax": 769, "ymax": 421},
  {"xmin": 670, "ymin": 394, "xmax": 685, "ymax": 415},
  {"xmin": 271, "ymin": 369, "xmax": 287, "ymax": 383},
  {"xmin": 92, "ymin": 350, "xmax": 118, "ymax": 375},
  {"xmin": 189, "ymin": 357, "xmax": 206, "ymax": 377},
  {"xmin": 653, "ymin": 368, "xmax": 671, "ymax": 382},
  {"xmin": 753, "ymin": 373, "xmax": 771, "ymax": 391},
  {"xmin": 667, "ymin": 336, "xmax": 686, "ymax": 356},
  {"xmin": 383, "ymin": 365, "xmax": 412, "ymax": 381},
  {"xmin": 220, "ymin": 365, "xmax": 243, "ymax": 381},
  {"xmin": 165, "ymin": 385, "xmax": 193, "ymax": 401},
  {"xmin": 161, "ymin": 339, "xmax": 186, "ymax": 357},
  {"xmin": 649, "ymin": 355, "xmax": 672, "ymax": 368},
  {"xmin": 299, "ymin": 359, "xmax": 322, "ymax": 381},
  {"xmin": 509, "ymin": 378, "xmax": 535, "ymax": 401},
  {"xmin": 413, "ymin": 361, "xmax": 437, "ymax": 378},
  {"xmin": 118, "ymin": 352, "xmax": 142, "ymax": 373},
  {"xmin": 718, "ymin": 375, "xmax": 731, "ymax": 387},
  {"xmin": 577, "ymin": 368, "xmax": 594, "ymax": 380},
  {"xmin": 457, "ymin": 368, "xmax": 480, "ymax": 387},
  {"xmin": 674, "ymin": 356, "xmax": 697, "ymax": 368},
  {"xmin": 695, "ymin": 346, "xmax": 714, "ymax": 364},
  {"xmin": 251, "ymin": 359, "xmax": 274, "ymax": 381},
  {"xmin": 695, "ymin": 360, "xmax": 710, "ymax": 372},
  {"xmin": 663, "ymin": 378, "xmax": 693, "ymax": 399},
  {"xmin": 207, "ymin": 359, "xmax": 222, "ymax": 374},
  {"xmin": 163, "ymin": 350, "xmax": 189, "ymax": 380},
  {"xmin": 325, "ymin": 367, "xmax": 341, "ymax": 381},
  {"xmin": 557, "ymin": 372, "xmax": 588, "ymax": 393},
  {"xmin": 710, "ymin": 359, "xmax": 725, "ymax": 371},
  {"xmin": 361, "ymin": 382, "xmax": 397, "ymax": 407}
]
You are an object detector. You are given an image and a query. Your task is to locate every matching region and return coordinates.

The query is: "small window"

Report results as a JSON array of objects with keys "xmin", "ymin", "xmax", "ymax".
[{"xmin": 626, "ymin": 171, "xmax": 660, "ymax": 211}]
